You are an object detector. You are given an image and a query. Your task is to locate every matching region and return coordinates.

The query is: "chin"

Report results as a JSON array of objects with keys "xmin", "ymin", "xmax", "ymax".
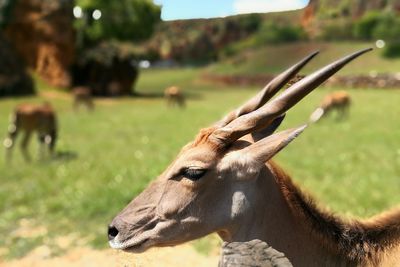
[
  {"xmin": 121, "ymin": 243, "xmax": 151, "ymax": 254},
  {"xmin": 109, "ymin": 237, "xmax": 153, "ymax": 253}
]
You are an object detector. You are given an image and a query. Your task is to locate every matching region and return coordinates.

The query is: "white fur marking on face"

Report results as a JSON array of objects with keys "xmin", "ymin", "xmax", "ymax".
[
  {"xmin": 231, "ymin": 191, "xmax": 249, "ymax": 218},
  {"xmin": 219, "ymin": 150, "xmax": 259, "ymax": 180}
]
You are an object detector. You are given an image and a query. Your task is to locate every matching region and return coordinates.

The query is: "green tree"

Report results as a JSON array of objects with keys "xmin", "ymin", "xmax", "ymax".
[
  {"xmin": 75, "ymin": 0, "xmax": 161, "ymax": 47},
  {"xmin": 0, "ymin": 0, "xmax": 16, "ymax": 29},
  {"xmin": 353, "ymin": 11, "xmax": 382, "ymax": 40}
]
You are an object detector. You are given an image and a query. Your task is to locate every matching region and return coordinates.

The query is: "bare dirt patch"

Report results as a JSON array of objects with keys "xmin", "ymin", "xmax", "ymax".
[
  {"xmin": 0, "ymin": 244, "xmax": 219, "ymax": 267},
  {"xmin": 11, "ymin": 219, "xmax": 48, "ymax": 239}
]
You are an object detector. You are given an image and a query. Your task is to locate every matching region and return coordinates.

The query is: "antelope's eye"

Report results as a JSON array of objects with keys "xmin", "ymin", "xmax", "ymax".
[{"xmin": 182, "ymin": 168, "xmax": 207, "ymax": 181}]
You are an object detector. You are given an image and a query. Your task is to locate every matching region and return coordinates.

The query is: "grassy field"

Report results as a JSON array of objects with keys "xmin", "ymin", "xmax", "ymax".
[
  {"xmin": 1, "ymin": 67, "xmax": 400, "ymax": 259},
  {"xmin": 210, "ymin": 42, "xmax": 400, "ymax": 75}
]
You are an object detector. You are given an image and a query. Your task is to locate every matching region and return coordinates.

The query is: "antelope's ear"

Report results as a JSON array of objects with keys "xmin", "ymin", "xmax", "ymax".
[
  {"xmin": 246, "ymin": 124, "xmax": 307, "ymax": 165},
  {"xmin": 218, "ymin": 124, "xmax": 306, "ymax": 180},
  {"xmin": 251, "ymin": 114, "xmax": 286, "ymax": 142}
]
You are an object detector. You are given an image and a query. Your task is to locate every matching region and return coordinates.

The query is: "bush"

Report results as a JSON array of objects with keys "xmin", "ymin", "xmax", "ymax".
[
  {"xmin": 356, "ymin": 12, "xmax": 400, "ymax": 59},
  {"xmin": 353, "ymin": 11, "xmax": 382, "ymax": 40},
  {"xmin": 372, "ymin": 15, "xmax": 400, "ymax": 40},
  {"xmin": 220, "ymin": 21, "xmax": 306, "ymax": 58},
  {"xmin": 237, "ymin": 14, "xmax": 262, "ymax": 32},
  {"xmin": 382, "ymin": 42, "xmax": 400, "ymax": 59},
  {"xmin": 353, "ymin": 11, "xmax": 400, "ymax": 41},
  {"xmin": 255, "ymin": 22, "xmax": 306, "ymax": 44},
  {"xmin": 72, "ymin": 41, "xmax": 139, "ymax": 96},
  {"xmin": 319, "ymin": 20, "xmax": 354, "ymax": 40}
]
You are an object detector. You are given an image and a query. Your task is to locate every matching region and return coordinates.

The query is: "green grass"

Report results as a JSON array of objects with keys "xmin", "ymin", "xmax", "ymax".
[
  {"xmin": 1, "ymin": 67, "xmax": 400, "ymax": 258},
  {"xmin": 210, "ymin": 42, "xmax": 400, "ymax": 75}
]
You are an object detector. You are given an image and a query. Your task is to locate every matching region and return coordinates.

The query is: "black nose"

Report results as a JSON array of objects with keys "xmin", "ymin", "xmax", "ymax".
[{"xmin": 108, "ymin": 225, "xmax": 119, "ymax": 241}]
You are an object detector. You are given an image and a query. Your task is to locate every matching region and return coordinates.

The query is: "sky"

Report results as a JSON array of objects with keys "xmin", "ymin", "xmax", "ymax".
[{"xmin": 153, "ymin": 0, "xmax": 310, "ymax": 21}]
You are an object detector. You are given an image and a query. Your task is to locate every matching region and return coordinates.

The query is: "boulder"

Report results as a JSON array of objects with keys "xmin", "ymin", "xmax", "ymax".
[{"xmin": 219, "ymin": 240, "xmax": 293, "ymax": 267}]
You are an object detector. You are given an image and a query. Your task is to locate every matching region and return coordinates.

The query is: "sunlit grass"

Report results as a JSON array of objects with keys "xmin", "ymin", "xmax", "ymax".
[{"xmin": 1, "ymin": 68, "xmax": 400, "ymax": 258}]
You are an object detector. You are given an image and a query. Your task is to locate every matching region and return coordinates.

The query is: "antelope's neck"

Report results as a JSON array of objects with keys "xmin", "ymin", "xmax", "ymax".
[{"xmin": 218, "ymin": 162, "xmax": 356, "ymax": 267}]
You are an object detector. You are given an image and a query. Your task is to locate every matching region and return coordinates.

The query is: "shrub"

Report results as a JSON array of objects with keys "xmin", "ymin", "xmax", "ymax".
[
  {"xmin": 255, "ymin": 22, "xmax": 306, "ymax": 44},
  {"xmin": 359, "ymin": 12, "xmax": 400, "ymax": 59},
  {"xmin": 72, "ymin": 41, "xmax": 139, "ymax": 96},
  {"xmin": 372, "ymin": 15, "xmax": 400, "ymax": 40},
  {"xmin": 353, "ymin": 11, "xmax": 400, "ymax": 41},
  {"xmin": 353, "ymin": 11, "xmax": 382, "ymax": 40},
  {"xmin": 382, "ymin": 42, "xmax": 400, "ymax": 59},
  {"xmin": 237, "ymin": 14, "xmax": 262, "ymax": 32},
  {"xmin": 319, "ymin": 20, "xmax": 354, "ymax": 40}
]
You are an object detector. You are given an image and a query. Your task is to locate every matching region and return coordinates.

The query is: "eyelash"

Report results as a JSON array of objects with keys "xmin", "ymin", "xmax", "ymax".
[{"xmin": 181, "ymin": 168, "xmax": 207, "ymax": 181}]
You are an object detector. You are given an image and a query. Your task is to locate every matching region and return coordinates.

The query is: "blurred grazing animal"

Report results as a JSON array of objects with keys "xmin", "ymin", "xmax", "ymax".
[
  {"xmin": 164, "ymin": 86, "xmax": 185, "ymax": 108},
  {"xmin": 286, "ymin": 74, "xmax": 305, "ymax": 87},
  {"xmin": 310, "ymin": 91, "xmax": 351, "ymax": 122},
  {"xmin": 4, "ymin": 102, "xmax": 57, "ymax": 161},
  {"xmin": 72, "ymin": 86, "xmax": 94, "ymax": 111},
  {"xmin": 107, "ymin": 49, "xmax": 400, "ymax": 266}
]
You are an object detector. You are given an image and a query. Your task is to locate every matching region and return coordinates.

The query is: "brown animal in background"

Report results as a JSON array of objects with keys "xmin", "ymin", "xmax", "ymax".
[
  {"xmin": 164, "ymin": 86, "xmax": 185, "ymax": 107},
  {"xmin": 286, "ymin": 74, "xmax": 305, "ymax": 87},
  {"xmin": 310, "ymin": 91, "xmax": 351, "ymax": 122},
  {"xmin": 4, "ymin": 102, "xmax": 57, "ymax": 162},
  {"xmin": 72, "ymin": 86, "xmax": 94, "ymax": 111},
  {"xmin": 107, "ymin": 49, "xmax": 400, "ymax": 266}
]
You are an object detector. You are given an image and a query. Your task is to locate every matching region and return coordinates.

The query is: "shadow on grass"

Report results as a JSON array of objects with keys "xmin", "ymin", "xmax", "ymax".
[{"xmin": 52, "ymin": 150, "xmax": 78, "ymax": 161}]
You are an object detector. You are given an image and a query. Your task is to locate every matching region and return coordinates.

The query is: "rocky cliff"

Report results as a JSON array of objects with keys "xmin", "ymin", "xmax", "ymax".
[
  {"xmin": 3, "ymin": 0, "xmax": 75, "ymax": 88},
  {"xmin": 0, "ymin": 33, "xmax": 34, "ymax": 97}
]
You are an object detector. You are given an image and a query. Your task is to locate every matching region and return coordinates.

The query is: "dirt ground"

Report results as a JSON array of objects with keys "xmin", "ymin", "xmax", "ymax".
[
  {"xmin": 0, "ymin": 244, "xmax": 220, "ymax": 267},
  {"xmin": 1, "ymin": 220, "xmax": 219, "ymax": 267}
]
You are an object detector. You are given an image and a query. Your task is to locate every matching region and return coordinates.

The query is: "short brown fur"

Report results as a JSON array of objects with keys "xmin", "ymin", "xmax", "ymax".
[
  {"xmin": 270, "ymin": 162, "xmax": 400, "ymax": 265},
  {"xmin": 192, "ymin": 127, "xmax": 218, "ymax": 146},
  {"xmin": 321, "ymin": 91, "xmax": 350, "ymax": 119}
]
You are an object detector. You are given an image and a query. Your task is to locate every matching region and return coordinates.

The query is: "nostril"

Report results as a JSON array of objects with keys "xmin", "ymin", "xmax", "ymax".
[{"xmin": 108, "ymin": 225, "xmax": 119, "ymax": 240}]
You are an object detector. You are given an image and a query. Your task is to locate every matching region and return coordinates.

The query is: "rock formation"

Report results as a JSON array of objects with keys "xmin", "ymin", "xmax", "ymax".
[
  {"xmin": 0, "ymin": 33, "xmax": 34, "ymax": 97},
  {"xmin": 3, "ymin": 0, "xmax": 75, "ymax": 88},
  {"xmin": 219, "ymin": 240, "xmax": 293, "ymax": 267}
]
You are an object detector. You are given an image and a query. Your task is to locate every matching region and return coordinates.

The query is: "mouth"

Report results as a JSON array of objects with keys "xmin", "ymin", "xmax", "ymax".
[
  {"xmin": 108, "ymin": 219, "xmax": 177, "ymax": 253},
  {"xmin": 109, "ymin": 236, "xmax": 151, "ymax": 253},
  {"xmin": 122, "ymin": 238, "xmax": 150, "ymax": 253}
]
